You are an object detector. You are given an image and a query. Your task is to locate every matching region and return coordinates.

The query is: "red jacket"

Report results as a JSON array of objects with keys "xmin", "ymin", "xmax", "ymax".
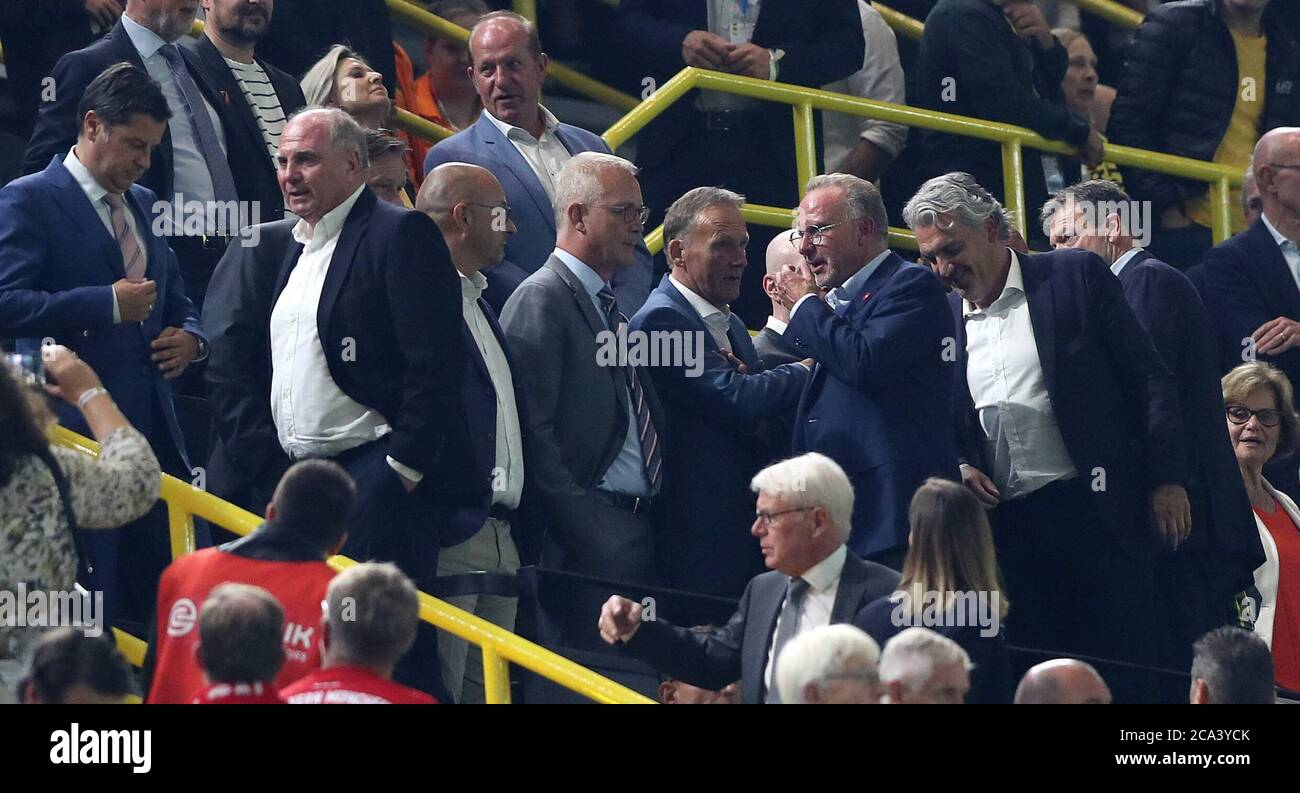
[
  {"xmin": 281, "ymin": 665, "xmax": 438, "ymax": 704},
  {"xmin": 193, "ymin": 682, "xmax": 287, "ymax": 704}
]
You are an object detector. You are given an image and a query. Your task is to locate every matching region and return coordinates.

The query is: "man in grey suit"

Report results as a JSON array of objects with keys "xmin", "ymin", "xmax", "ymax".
[
  {"xmin": 599, "ymin": 452, "xmax": 900, "ymax": 703},
  {"xmin": 500, "ymin": 152, "xmax": 666, "ymax": 586},
  {"xmin": 754, "ymin": 230, "xmax": 809, "ymax": 370}
]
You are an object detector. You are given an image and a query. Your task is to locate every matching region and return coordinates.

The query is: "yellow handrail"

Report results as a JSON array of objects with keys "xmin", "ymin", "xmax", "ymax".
[
  {"xmin": 1073, "ymin": 0, "xmax": 1144, "ymax": 29},
  {"xmin": 608, "ymin": 67, "xmax": 1242, "ymax": 245},
  {"xmin": 52, "ymin": 425, "xmax": 653, "ymax": 704},
  {"xmin": 870, "ymin": 2, "xmax": 925, "ymax": 41}
]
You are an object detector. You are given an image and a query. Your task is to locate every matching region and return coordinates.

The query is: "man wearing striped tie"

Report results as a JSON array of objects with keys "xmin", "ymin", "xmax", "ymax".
[
  {"xmin": 0, "ymin": 63, "xmax": 207, "ymax": 630},
  {"xmin": 501, "ymin": 152, "xmax": 668, "ymax": 586}
]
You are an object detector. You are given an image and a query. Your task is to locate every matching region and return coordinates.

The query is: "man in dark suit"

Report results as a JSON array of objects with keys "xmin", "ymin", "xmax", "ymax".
[
  {"xmin": 1196, "ymin": 128, "xmax": 1300, "ymax": 500},
  {"xmin": 599, "ymin": 453, "xmax": 900, "ymax": 704},
  {"xmin": 1044, "ymin": 179, "xmax": 1266, "ymax": 701},
  {"xmin": 773, "ymin": 174, "xmax": 959, "ymax": 570},
  {"xmin": 0, "ymin": 63, "xmax": 206, "ymax": 627},
  {"xmin": 415, "ymin": 162, "xmax": 529, "ymax": 704},
  {"xmin": 629, "ymin": 187, "xmax": 809, "ymax": 597},
  {"xmin": 268, "ymin": 107, "xmax": 465, "ymax": 698},
  {"xmin": 500, "ymin": 152, "xmax": 666, "ymax": 586},
  {"xmin": 906, "ymin": 173, "xmax": 1189, "ymax": 701},
  {"xmin": 754, "ymin": 230, "xmax": 808, "ymax": 370},
  {"xmin": 424, "ymin": 11, "xmax": 653, "ymax": 315},
  {"xmin": 614, "ymin": 0, "xmax": 864, "ymax": 326}
]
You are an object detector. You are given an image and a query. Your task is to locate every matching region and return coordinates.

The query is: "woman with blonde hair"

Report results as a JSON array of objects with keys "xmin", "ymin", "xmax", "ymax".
[
  {"xmin": 854, "ymin": 477, "xmax": 1010, "ymax": 702},
  {"xmin": 1223, "ymin": 362, "xmax": 1300, "ymax": 693}
]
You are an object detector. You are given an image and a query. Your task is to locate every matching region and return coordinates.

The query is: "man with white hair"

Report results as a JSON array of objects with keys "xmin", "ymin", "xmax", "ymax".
[
  {"xmin": 776, "ymin": 624, "xmax": 882, "ymax": 704},
  {"xmin": 879, "ymin": 627, "xmax": 971, "ymax": 704},
  {"xmin": 905, "ymin": 171, "xmax": 1186, "ymax": 702},
  {"xmin": 598, "ymin": 452, "xmax": 900, "ymax": 703},
  {"xmin": 501, "ymin": 152, "xmax": 667, "ymax": 586}
]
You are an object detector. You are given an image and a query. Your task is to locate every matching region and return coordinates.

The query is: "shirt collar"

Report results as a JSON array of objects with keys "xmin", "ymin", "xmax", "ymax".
[
  {"xmin": 293, "ymin": 184, "xmax": 367, "ymax": 249},
  {"xmin": 63, "ymin": 147, "xmax": 111, "ymax": 206},
  {"xmin": 1110, "ymin": 246, "xmax": 1143, "ymax": 276},
  {"xmin": 764, "ymin": 315, "xmax": 789, "ymax": 334},
  {"xmin": 801, "ymin": 544, "xmax": 848, "ymax": 594},
  {"xmin": 669, "ymin": 273, "xmax": 727, "ymax": 322},
  {"xmin": 459, "ymin": 269, "xmax": 489, "ymax": 301},
  {"xmin": 120, "ymin": 12, "xmax": 169, "ymax": 59},
  {"xmin": 964, "ymin": 249, "xmax": 1024, "ymax": 317},
  {"xmin": 552, "ymin": 248, "xmax": 608, "ymax": 299},
  {"xmin": 1262, "ymin": 213, "xmax": 1297, "ymax": 251},
  {"xmin": 483, "ymin": 104, "xmax": 560, "ymax": 144},
  {"xmin": 831, "ymin": 248, "xmax": 891, "ymax": 305}
]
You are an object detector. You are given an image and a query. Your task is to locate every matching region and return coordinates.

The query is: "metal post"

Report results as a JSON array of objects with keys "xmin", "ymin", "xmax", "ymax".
[
  {"xmin": 793, "ymin": 102, "xmax": 818, "ymax": 199},
  {"xmin": 482, "ymin": 646, "xmax": 512, "ymax": 704},
  {"xmin": 1001, "ymin": 141, "xmax": 1026, "ymax": 234}
]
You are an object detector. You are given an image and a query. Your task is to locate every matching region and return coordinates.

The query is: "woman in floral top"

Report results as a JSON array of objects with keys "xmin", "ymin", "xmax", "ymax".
[{"xmin": 0, "ymin": 347, "xmax": 160, "ymax": 701}]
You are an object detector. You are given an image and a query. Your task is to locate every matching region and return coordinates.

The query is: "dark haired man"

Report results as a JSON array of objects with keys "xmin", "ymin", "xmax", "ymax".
[{"xmin": 192, "ymin": 583, "xmax": 288, "ymax": 704}]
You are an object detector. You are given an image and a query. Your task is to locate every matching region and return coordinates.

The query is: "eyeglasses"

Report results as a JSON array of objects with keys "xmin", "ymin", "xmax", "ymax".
[
  {"xmin": 755, "ymin": 506, "xmax": 812, "ymax": 527},
  {"xmin": 790, "ymin": 221, "xmax": 845, "ymax": 250},
  {"xmin": 1226, "ymin": 404, "xmax": 1282, "ymax": 427},
  {"xmin": 589, "ymin": 204, "xmax": 651, "ymax": 225}
]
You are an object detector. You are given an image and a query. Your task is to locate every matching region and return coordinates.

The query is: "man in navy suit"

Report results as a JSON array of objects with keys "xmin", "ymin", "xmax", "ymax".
[
  {"xmin": 1044, "ymin": 179, "xmax": 1265, "ymax": 701},
  {"xmin": 423, "ymin": 11, "xmax": 652, "ymax": 315},
  {"xmin": 907, "ymin": 173, "xmax": 1189, "ymax": 701},
  {"xmin": 1196, "ymin": 128, "xmax": 1300, "ymax": 499},
  {"xmin": 629, "ymin": 187, "xmax": 809, "ymax": 597},
  {"xmin": 598, "ymin": 453, "xmax": 899, "ymax": 704},
  {"xmin": 772, "ymin": 174, "xmax": 959, "ymax": 570},
  {"xmin": 0, "ymin": 63, "xmax": 206, "ymax": 627},
  {"xmin": 415, "ymin": 162, "xmax": 530, "ymax": 703}
]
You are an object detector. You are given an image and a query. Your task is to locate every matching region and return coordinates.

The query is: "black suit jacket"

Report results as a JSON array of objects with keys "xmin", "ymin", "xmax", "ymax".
[
  {"xmin": 1115, "ymin": 250, "xmax": 1263, "ymax": 593},
  {"xmin": 623, "ymin": 551, "xmax": 900, "ymax": 703},
  {"xmin": 23, "ymin": 18, "xmax": 175, "ymax": 199},
  {"xmin": 181, "ymin": 35, "xmax": 305, "ymax": 222},
  {"xmin": 753, "ymin": 325, "xmax": 803, "ymax": 369},
  {"xmin": 950, "ymin": 248, "xmax": 1187, "ymax": 558}
]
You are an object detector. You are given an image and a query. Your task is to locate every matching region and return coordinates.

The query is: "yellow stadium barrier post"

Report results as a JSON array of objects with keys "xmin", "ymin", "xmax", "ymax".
[
  {"xmin": 870, "ymin": 2, "xmax": 925, "ymax": 41},
  {"xmin": 1072, "ymin": 0, "xmax": 1145, "ymax": 29},
  {"xmin": 482, "ymin": 647, "xmax": 513, "ymax": 704},
  {"xmin": 1210, "ymin": 176, "xmax": 1233, "ymax": 245},
  {"xmin": 792, "ymin": 101, "xmax": 818, "ymax": 200},
  {"xmin": 1001, "ymin": 140, "xmax": 1027, "ymax": 235}
]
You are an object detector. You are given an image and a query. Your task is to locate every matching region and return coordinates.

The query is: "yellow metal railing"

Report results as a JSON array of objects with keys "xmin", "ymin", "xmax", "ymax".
[
  {"xmin": 52, "ymin": 425, "xmax": 653, "ymax": 704},
  {"xmin": 603, "ymin": 67, "xmax": 1242, "ymax": 246}
]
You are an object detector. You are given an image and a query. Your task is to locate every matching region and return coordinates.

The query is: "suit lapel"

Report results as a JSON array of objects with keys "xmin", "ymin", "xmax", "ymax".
[
  {"xmin": 1247, "ymin": 220, "xmax": 1300, "ymax": 320},
  {"xmin": 188, "ymin": 38, "xmax": 267, "ymax": 168},
  {"xmin": 747, "ymin": 575, "xmax": 786, "ymax": 701},
  {"xmin": 46, "ymin": 159, "xmax": 127, "ymax": 281},
  {"xmin": 546, "ymin": 256, "xmax": 609, "ymax": 339},
  {"xmin": 1021, "ymin": 252, "xmax": 1059, "ymax": 398},
  {"xmin": 829, "ymin": 555, "xmax": 866, "ymax": 624},
  {"xmin": 477, "ymin": 114, "xmax": 556, "ymax": 236},
  {"xmin": 317, "ymin": 189, "xmax": 376, "ymax": 339}
]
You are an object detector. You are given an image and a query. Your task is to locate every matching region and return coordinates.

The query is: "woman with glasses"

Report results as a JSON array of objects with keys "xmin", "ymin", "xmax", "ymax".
[{"xmin": 1223, "ymin": 362, "xmax": 1300, "ymax": 692}]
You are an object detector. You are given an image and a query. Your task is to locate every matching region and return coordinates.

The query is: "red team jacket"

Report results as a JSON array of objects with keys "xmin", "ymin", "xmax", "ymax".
[
  {"xmin": 193, "ymin": 682, "xmax": 287, "ymax": 704},
  {"xmin": 280, "ymin": 666, "xmax": 439, "ymax": 704},
  {"xmin": 147, "ymin": 549, "xmax": 337, "ymax": 704}
]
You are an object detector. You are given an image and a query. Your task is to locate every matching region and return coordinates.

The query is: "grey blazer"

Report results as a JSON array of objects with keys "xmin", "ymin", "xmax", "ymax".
[
  {"xmin": 623, "ymin": 551, "xmax": 900, "ymax": 703},
  {"xmin": 499, "ymin": 255, "xmax": 666, "ymax": 549}
]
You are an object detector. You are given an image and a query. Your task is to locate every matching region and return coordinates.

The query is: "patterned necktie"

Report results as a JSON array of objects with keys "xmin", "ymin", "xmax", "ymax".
[
  {"xmin": 158, "ymin": 44, "xmax": 239, "ymax": 204},
  {"xmin": 766, "ymin": 576, "xmax": 812, "ymax": 704},
  {"xmin": 103, "ymin": 193, "xmax": 145, "ymax": 280},
  {"xmin": 597, "ymin": 285, "xmax": 662, "ymax": 490}
]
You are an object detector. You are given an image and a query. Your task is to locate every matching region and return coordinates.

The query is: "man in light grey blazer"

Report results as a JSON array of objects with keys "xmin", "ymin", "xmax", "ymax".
[{"xmin": 499, "ymin": 152, "xmax": 666, "ymax": 586}]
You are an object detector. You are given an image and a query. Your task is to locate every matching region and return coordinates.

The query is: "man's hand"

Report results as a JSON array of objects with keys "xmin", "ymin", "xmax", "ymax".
[
  {"xmin": 1151, "ymin": 483, "xmax": 1192, "ymax": 549},
  {"xmin": 1079, "ymin": 129, "xmax": 1105, "ymax": 168},
  {"xmin": 151, "ymin": 327, "xmax": 199, "ymax": 379},
  {"xmin": 113, "ymin": 278, "xmax": 156, "ymax": 323},
  {"xmin": 960, "ymin": 463, "xmax": 1001, "ymax": 507},
  {"xmin": 724, "ymin": 42, "xmax": 771, "ymax": 79},
  {"xmin": 598, "ymin": 595, "xmax": 644, "ymax": 645},
  {"xmin": 773, "ymin": 258, "xmax": 820, "ymax": 310},
  {"xmin": 1252, "ymin": 317, "xmax": 1300, "ymax": 356},
  {"xmin": 682, "ymin": 30, "xmax": 733, "ymax": 70},
  {"xmin": 721, "ymin": 349, "xmax": 750, "ymax": 374},
  {"xmin": 1002, "ymin": 1, "xmax": 1053, "ymax": 48},
  {"xmin": 85, "ymin": 0, "xmax": 124, "ymax": 30}
]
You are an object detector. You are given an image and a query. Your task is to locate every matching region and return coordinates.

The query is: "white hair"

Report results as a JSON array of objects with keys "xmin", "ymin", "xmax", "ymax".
[
  {"xmin": 776, "ymin": 624, "xmax": 881, "ymax": 704},
  {"xmin": 553, "ymin": 152, "xmax": 638, "ymax": 228},
  {"xmin": 878, "ymin": 627, "xmax": 971, "ymax": 695},
  {"xmin": 750, "ymin": 453, "xmax": 854, "ymax": 542},
  {"xmin": 806, "ymin": 173, "xmax": 889, "ymax": 241},
  {"xmin": 903, "ymin": 172, "xmax": 1013, "ymax": 239}
]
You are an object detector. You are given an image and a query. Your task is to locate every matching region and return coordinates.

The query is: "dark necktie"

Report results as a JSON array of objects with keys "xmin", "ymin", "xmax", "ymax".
[
  {"xmin": 766, "ymin": 576, "xmax": 811, "ymax": 704},
  {"xmin": 158, "ymin": 44, "xmax": 239, "ymax": 204},
  {"xmin": 597, "ymin": 285, "xmax": 662, "ymax": 490}
]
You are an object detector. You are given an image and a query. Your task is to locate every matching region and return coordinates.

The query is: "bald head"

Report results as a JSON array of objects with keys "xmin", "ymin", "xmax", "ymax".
[
  {"xmin": 417, "ymin": 163, "xmax": 514, "ymax": 275},
  {"xmin": 763, "ymin": 230, "xmax": 804, "ymax": 320},
  {"xmin": 1253, "ymin": 127, "xmax": 1300, "ymax": 233},
  {"xmin": 1014, "ymin": 659, "xmax": 1112, "ymax": 704}
]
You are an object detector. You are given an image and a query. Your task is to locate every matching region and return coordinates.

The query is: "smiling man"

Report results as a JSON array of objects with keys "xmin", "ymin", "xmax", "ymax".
[{"xmin": 772, "ymin": 173, "xmax": 958, "ymax": 570}]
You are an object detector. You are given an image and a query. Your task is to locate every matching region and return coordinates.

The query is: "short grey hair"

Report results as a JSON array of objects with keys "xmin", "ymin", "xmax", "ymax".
[
  {"xmin": 805, "ymin": 173, "xmax": 889, "ymax": 241},
  {"xmin": 1190, "ymin": 627, "xmax": 1275, "ymax": 704},
  {"xmin": 663, "ymin": 186, "xmax": 745, "ymax": 245},
  {"xmin": 198, "ymin": 583, "xmax": 285, "ymax": 685},
  {"xmin": 878, "ymin": 627, "xmax": 972, "ymax": 694},
  {"xmin": 750, "ymin": 452, "xmax": 854, "ymax": 543},
  {"xmin": 776, "ymin": 624, "xmax": 880, "ymax": 704},
  {"xmin": 903, "ymin": 172, "xmax": 1013, "ymax": 240},
  {"xmin": 553, "ymin": 151, "xmax": 638, "ymax": 228},
  {"xmin": 1040, "ymin": 179, "xmax": 1132, "ymax": 235},
  {"xmin": 287, "ymin": 106, "xmax": 371, "ymax": 169},
  {"xmin": 325, "ymin": 562, "xmax": 420, "ymax": 668}
]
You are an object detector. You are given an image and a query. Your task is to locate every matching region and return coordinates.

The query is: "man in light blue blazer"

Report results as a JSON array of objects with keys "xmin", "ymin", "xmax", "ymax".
[
  {"xmin": 0, "ymin": 64, "xmax": 207, "ymax": 628},
  {"xmin": 423, "ymin": 11, "xmax": 652, "ymax": 314}
]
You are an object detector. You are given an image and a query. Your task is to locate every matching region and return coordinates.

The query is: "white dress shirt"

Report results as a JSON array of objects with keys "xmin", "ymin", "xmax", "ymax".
[
  {"xmin": 270, "ymin": 185, "xmax": 390, "ymax": 461},
  {"xmin": 1261, "ymin": 213, "xmax": 1300, "ymax": 295},
  {"xmin": 64, "ymin": 148, "xmax": 145, "ymax": 325},
  {"xmin": 669, "ymin": 273, "xmax": 732, "ymax": 350},
  {"xmin": 764, "ymin": 315, "xmax": 788, "ymax": 335},
  {"xmin": 822, "ymin": 1, "xmax": 908, "ymax": 170},
  {"xmin": 481, "ymin": 106, "xmax": 570, "ymax": 204},
  {"xmin": 764, "ymin": 544, "xmax": 846, "ymax": 693},
  {"xmin": 964, "ymin": 251, "xmax": 1077, "ymax": 499},
  {"xmin": 461, "ymin": 271, "xmax": 525, "ymax": 510},
  {"xmin": 1109, "ymin": 246, "xmax": 1143, "ymax": 277}
]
